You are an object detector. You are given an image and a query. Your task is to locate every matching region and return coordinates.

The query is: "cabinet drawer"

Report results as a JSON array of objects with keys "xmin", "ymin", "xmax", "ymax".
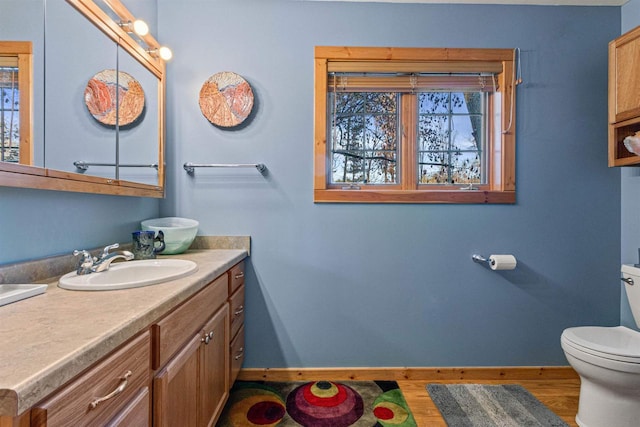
[
  {"xmin": 230, "ymin": 325, "xmax": 245, "ymax": 385},
  {"xmin": 229, "ymin": 261, "xmax": 245, "ymax": 294},
  {"xmin": 229, "ymin": 285, "xmax": 245, "ymax": 340},
  {"xmin": 31, "ymin": 331, "xmax": 151, "ymax": 427},
  {"xmin": 152, "ymin": 274, "xmax": 228, "ymax": 369}
]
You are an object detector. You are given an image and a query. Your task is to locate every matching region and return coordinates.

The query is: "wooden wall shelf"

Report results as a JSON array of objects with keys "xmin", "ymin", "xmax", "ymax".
[{"xmin": 609, "ymin": 25, "xmax": 640, "ymax": 167}]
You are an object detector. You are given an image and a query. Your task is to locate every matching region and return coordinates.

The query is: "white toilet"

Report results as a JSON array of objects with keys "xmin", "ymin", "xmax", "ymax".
[{"xmin": 561, "ymin": 264, "xmax": 640, "ymax": 427}]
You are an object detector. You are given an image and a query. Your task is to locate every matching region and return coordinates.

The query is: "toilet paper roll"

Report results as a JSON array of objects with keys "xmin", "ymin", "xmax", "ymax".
[{"xmin": 489, "ymin": 254, "xmax": 517, "ymax": 271}]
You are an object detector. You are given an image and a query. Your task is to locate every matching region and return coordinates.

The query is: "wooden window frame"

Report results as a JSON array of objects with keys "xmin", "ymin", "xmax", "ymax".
[
  {"xmin": 0, "ymin": 41, "xmax": 33, "ymax": 166},
  {"xmin": 314, "ymin": 46, "xmax": 516, "ymax": 204}
]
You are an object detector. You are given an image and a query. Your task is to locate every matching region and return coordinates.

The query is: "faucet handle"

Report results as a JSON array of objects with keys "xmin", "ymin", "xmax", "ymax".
[
  {"xmin": 73, "ymin": 249, "xmax": 95, "ymax": 275},
  {"xmin": 101, "ymin": 243, "xmax": 120, "ymax": 259},
  {"xmin": 73, "ymin": 249, "xmax": 93, "ymax": 259}
]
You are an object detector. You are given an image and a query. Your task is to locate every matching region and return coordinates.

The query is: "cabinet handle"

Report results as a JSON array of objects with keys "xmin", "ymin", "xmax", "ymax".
[
  {"xmin": 234, "ymin": 305, "xmax": 244, "ymax": 316},
  {"xmin": 234, "ymin": 347, "xmax": 244, "ymax": 360},
  {"xmin": 234, "ymin": 272, "xmax": 244, "ymax": 279},
  {"xmin": 89, "ymin": 371, "xmax": 132, "ymax": 409}
]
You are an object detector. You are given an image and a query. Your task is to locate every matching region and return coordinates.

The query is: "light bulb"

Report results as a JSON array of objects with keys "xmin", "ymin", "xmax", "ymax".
[
  {"xmin": 132, "ymin": 19, "xmax": 149, "ymax": 37},
  {"xmin": 158, "ymin": 46, "xmax": 172, "ymax": 61}
]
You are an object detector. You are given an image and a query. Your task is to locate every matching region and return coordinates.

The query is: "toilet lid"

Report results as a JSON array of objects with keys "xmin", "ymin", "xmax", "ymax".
[{"xmin": 562, "ymin": 326, "xmax": 640, "ymax": 361}]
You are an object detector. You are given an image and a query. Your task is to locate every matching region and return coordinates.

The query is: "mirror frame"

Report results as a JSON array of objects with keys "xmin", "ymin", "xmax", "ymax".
[{"xmin": 0, "ymin": 0, "xmax": 165, "ymax": 198}]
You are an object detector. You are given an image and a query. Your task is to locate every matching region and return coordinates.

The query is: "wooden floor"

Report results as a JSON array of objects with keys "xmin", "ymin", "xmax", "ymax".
[
  {"xmin": 397, "ymin": 378, "xmax": 580, "ymax": 426},
  {"xmin": 238, "ymin": 367, "xmax": 581, "ymax": 427}
]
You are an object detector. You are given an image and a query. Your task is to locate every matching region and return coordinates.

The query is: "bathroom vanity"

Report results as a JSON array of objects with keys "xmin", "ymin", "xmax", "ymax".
[{"xmin": 0, "ymin": 250, "xmax": 246, "ymax": 426}]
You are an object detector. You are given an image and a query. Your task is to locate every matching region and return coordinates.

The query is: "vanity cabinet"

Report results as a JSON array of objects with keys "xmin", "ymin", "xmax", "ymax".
[
  {"xmin": 3, "ymin": 253, "xmax": 247, "ymax": 427},
  {"xmin": 228, "ymin": 261, "xmax": 245, "ymax": 384},
  {"xmin": 30, "ymin": 331, "xmax": 151, "ymax": 427},
  {"xmin": 608, "ymin": 25, "xmax": 640, "ymax": 166},
  {"xmin": 152, "ymin": 273, "xmax": 230, "ymax": 427}
]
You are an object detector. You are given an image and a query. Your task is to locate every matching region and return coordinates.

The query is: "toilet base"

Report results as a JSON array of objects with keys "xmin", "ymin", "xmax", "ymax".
[
  {"xmin": 565, "ymin": 352, "xmax": 640, "ymax": 427},
  {"xmin": 574, "ymin": 378, "xmax": 640, "ymax": 427}
]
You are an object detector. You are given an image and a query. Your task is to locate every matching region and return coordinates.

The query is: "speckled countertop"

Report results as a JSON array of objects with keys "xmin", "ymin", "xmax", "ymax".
[{"xmin": 0, "ymin": 249, "xmax": 247, "ymax": 417}]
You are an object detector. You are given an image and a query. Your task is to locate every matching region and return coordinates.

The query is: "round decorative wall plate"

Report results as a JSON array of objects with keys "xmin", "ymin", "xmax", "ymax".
[
  {"xmin": 199, "ymin": 71, "xmax": 254, "ymax": 127},
  {"xmin": 84, "ymin": 69, "xmax": 145, "ymax": 126}
]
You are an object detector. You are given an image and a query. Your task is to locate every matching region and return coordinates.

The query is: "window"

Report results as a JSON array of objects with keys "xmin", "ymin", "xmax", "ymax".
[
  {"xmin": 0, "ymin": 42, "xmax": 33, "ymax": 165},
  {"xmin": 314, "ymin": 47, "xmax": 516, "ymax": 204}
]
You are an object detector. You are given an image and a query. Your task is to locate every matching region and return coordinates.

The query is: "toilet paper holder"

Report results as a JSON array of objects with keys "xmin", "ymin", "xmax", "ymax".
[
  {"xmin": 472, "ymin": 254, "xmax": 490, "ymax": 265},
  {"xmin": 472, "ymin": 254, "xmax": 518, "ymax": 270}
]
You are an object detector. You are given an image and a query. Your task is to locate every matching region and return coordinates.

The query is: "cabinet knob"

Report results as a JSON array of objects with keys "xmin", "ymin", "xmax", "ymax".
[
  {"xmin": 234, "ymin": 347, "xmax": 244, "ymax": 360},
  {"xmin": 201, "ymin": 331, "xmax": 214, "ymax": 344},
  {"xmin": 234, "ymin": 272, "xmax": 244, "ymax": 279},
  {"xmin": 234, "ymin": 305, "xmax": 244, "ymax": 316}
]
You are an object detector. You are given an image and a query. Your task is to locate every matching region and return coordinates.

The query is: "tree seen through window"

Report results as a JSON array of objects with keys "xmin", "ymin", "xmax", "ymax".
[
  {"xmin": 331, "ymin": 92, "xmax": 398, "ymax": 184},
  {"xmin": 330, "ymin": 90, "xmax": 484, "ymax": 185}
]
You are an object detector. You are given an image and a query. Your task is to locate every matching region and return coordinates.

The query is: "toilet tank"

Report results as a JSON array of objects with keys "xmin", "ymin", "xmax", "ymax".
[{"xmin": 622, "ymin": 264, "xmax": 640, "ymax": 327}]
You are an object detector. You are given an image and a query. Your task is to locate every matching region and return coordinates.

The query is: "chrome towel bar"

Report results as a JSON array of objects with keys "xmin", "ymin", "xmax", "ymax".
[
  {"xmin": 74, "ymin": 161, "xmax": 158, "ymax": 171},
  {"xmin": 183, "ymin": 162, "xmax": 267, "ymax": 175}
]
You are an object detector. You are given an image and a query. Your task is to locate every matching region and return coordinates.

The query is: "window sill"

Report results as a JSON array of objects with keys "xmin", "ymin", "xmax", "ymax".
[{"xmin": 314, "ymin": 189, "xmax": 515, "ymax": 204}]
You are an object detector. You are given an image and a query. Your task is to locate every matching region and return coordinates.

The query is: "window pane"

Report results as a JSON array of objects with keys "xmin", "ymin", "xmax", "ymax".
[
  {"xmin": 0, "ymin": 67, "xmax": 20, "ymax": 163},
  {"xmin": 450, "ymin": 93, "xmax": 467, "ymax": 114},
  {"xmin": 364, "ymin": 150, "xmax": 397, "ymax": 183},
  {"xmin": 462, "ymin": 92, "xmax": 483, "ymax": 114},
  {"xmin": 419, "ymin": 154, "xmax": 450, "ymax": 184},
  {"xmin": 451, "ymin": 115, "xmax": 479, "ymax": 151},
  {"xmin": 364, "ymin": 114, "xmax": 397, "ymax": 150},
  {"xmin": 366, "ymin": 92, "xmax": 396, "ymax": 113},
  {"xmin": 451, "ymin": 154, "xmax": 481, "ymax": 183},
  {"xmin": 418, "ymin": 114, "xmax": 450, "ymax": 151},
  {"xmin": 417, "ymin": 91, "xmax": 485, "ymax": 185},
  {"xmin": 419, "ymin": 92, "xmax": 449, "ymax": 114},
  {"xmin": 334, "ymin": 114, "xmax": 364, "ymax": 151},
  {"xmin": 332, "ymin": 150, "xmax": 365, "ymax": 183},
  {"xmin": 330, "ymin": 92, "xmax": 398, "ymax": 184}
]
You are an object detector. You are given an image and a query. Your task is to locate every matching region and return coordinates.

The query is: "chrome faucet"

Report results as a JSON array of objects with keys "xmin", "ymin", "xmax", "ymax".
[{"xmin": 73, "ymin": 243, "xmax": 134, "ymax": 275}]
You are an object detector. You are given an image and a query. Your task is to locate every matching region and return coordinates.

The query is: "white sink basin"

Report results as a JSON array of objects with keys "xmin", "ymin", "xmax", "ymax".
[{"xmin": 58, "ymin": 259, "xmax": 198, "ymax": 291}]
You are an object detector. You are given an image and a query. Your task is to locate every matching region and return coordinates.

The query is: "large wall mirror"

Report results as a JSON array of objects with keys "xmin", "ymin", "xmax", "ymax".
[{"xmin": 0, "ymin": 0, "xmax": 166, "ymax": 197}]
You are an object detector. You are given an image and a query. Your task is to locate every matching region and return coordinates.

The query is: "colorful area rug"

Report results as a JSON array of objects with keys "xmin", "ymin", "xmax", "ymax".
[
  {"xmin": 218, "ymin": 380, "xmax": 417, "ymax": 426},
  {"xmin": 427, "ymin": 384, "xmax": 569, "ymax": 427}
]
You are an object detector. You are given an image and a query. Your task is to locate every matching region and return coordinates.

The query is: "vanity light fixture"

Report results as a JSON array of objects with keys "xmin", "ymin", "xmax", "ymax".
[
  {"xmin": 118, "ymin": 19, "xmax": 149, "ymax": 37},
  {"xmin": 147, "ymin": 46, "xmax": 173, "ymax": 61}
]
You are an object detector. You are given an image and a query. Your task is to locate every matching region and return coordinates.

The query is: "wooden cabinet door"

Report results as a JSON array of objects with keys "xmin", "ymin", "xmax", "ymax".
[
  {"xmin": 106, "ymin": 387, "xmax": 150, "ymax": 427},
  {"xmin": 610, "ymin": 27, "xmax": 640, "ymax": 124},
  {"xmin": 200, "ymin": 305, "xmax": 230, "ymax": 427},
  {"xmin": 153, "ymin": 334, "xmax": 201, "ymax": 427}
]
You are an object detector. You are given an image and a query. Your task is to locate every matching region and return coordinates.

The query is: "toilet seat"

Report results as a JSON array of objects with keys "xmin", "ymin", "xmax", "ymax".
[{"xmin": 562, "ymin": 326, "xmax": 640, "ymax": 364}]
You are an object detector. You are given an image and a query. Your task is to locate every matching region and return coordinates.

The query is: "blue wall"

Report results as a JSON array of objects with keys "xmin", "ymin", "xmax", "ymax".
[
  {"xmin": 159, "ymin": 1, "xmax": 620, "ymax": 367},
  {"xmin": 0, "ymin": 186, "xmax": 159, "ymax": 263}
]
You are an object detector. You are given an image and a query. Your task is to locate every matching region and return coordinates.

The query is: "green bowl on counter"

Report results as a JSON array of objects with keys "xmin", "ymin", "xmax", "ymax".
[{"xmin": 141, "ymin": 217, "xmax": 199, "ymax": 254}]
